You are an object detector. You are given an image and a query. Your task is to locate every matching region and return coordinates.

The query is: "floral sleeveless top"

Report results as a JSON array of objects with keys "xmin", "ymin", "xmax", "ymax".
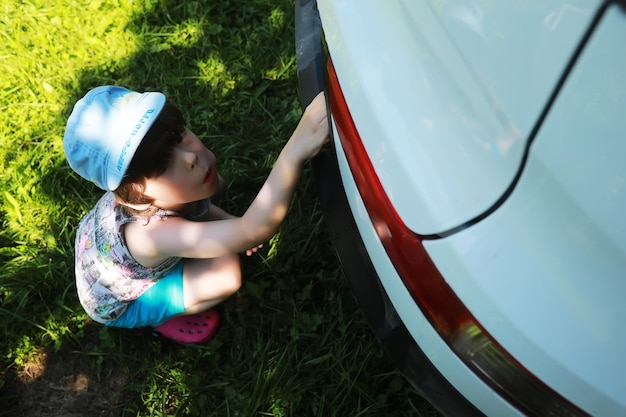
[{"xmin": 74, "ymin": 192, "xmax": 209, "ymax": 324}]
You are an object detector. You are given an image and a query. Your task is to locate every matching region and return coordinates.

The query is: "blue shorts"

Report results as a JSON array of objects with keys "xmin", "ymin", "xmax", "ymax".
[{"xmin": 105, "ymin": 262, "xmax": 186, "ymax": 328}]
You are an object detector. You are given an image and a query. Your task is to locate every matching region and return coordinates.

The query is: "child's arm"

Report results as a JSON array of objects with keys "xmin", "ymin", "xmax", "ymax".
[
  {"xmin": 127, "ymin": 92, "xmax": 329, "ymax": 265},
  {"xmin": 237, "ymin": 93, "xmax": 328, "ymax": 244},
  {"xmin": 192, "ymin": 204, "xmax": 264, "ymax": 256},
  {"xmin": 209, "ymin": 205, "xmax": 236, "ymax": 220},
  {"xmin": 191, "ymin": 204, "xmax": 236, "ymax": 222}
]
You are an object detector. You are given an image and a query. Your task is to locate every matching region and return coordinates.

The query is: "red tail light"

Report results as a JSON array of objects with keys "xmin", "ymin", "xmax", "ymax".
[{"xmin": 326, "ymin": 58, "xmax": 589, "ymax": 417}]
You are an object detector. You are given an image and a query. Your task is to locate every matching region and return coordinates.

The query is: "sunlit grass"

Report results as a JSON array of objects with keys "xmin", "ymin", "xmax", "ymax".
[{"xmin": 0, "ymin": 0, "xmax": 440, "ymax": 416}]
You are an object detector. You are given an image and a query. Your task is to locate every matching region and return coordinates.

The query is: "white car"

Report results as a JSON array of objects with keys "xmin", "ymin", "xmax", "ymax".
[{"xmin": 295, "ymin": 1, "xmax": 626, "ymax": 416}]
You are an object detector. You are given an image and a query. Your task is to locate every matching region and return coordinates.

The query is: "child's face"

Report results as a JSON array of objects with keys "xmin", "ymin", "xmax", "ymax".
[{"xmin": 142, "ymin": 128, "xmax": 220, "ymax": 210}]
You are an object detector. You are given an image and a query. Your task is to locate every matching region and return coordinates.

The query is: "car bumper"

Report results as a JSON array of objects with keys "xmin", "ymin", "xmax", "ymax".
[{"xmin": 295, "ymin": 1, "xmax": 483, "ymax": 415}]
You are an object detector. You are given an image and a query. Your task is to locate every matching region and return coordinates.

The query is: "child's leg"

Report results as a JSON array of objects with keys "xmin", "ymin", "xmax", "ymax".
[
  {"xmin": 144, "ymin": 255, "xmax": 241, "ymax": 344},
  {"xmin": 181, "ymin": 254, "xmax": 241, "ymax": 315}
]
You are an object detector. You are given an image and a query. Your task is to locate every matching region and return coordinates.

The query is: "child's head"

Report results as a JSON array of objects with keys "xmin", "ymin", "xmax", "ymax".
[
  {"xmin": 115, "ymin": 101, "xmax": 186, "ymax": 205},
  {"xmin": 63, "ymin": 86, "xmax": 186, "ymax": 205}
]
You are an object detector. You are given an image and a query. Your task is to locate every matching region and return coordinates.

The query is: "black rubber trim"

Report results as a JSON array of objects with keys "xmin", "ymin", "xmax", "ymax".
[
  {"xmin": 295, "ymin": 1, "xmax": 484, "ymax": 416},
  {"xmin": 421, "ymin": 0, "xmax": 617, "ymax": 240}
]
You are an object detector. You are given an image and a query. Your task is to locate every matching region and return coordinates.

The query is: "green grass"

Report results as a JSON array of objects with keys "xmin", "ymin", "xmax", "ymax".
[{"xmin": 0, "ymin": 0, "xmax": 440, "ymax": 415}]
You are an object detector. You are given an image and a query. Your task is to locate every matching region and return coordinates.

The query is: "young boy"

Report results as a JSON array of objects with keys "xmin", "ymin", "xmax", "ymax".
[{"xmin": 64, "ymin": 86, "xmax": 328, "ymax": 343}]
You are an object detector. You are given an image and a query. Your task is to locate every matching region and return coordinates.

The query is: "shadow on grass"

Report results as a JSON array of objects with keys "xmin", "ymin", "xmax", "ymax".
[{"xmin": 1, "ymin": 0, "xmax": 438, "ymax": 415}]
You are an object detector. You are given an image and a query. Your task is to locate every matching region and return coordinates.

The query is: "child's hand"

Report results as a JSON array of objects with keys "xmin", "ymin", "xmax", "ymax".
[
  {"xmin": 289, "ymin": 92, "xmax": 329, "ymax": 162},
  {"xmin": 246, "ymin": 243, "xmax": 264, "ymax": 256}
]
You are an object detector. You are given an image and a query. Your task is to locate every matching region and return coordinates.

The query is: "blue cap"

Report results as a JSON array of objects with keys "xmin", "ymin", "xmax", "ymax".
[{"xmin": 63, "ymin": 86, "xmax": 166, "ymax": 191}]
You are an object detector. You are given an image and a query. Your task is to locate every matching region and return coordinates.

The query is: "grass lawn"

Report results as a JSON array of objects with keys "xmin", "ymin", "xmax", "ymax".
[{"xmin": 0, "ymin": 0, "xmax": 440, "ymax": 415}]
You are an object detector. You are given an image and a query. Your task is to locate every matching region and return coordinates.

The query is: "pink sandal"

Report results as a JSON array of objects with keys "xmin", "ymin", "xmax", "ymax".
[{"xmin": 152, "ymin": 309, "xmax": 221, "ymax": 344}]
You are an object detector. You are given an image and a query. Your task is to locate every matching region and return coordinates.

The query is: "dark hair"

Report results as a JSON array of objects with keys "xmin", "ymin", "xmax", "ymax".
[{"xmin": 115, "ymin": 100, "xmax": 186, "ymax": 206}]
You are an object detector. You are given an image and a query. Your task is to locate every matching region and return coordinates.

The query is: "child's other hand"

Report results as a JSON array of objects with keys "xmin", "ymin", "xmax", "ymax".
[
  {"xmin": 289, "ymin": 92, "xmax": 329, "ymax": 162},
  {"xmin": 246, "ymin": 243, "xmax": 264, "ymax": 256}
]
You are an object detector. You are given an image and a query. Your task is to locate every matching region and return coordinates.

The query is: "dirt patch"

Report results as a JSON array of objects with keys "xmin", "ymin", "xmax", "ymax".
[{"xmin": 7, "ymin": 346, "xmax": 134, "ymax": 417}]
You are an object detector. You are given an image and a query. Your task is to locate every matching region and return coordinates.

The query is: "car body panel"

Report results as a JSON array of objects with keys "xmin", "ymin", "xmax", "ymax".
[
  {"xmin": 427, "ymin": 0, "xmax": 599, "ymax": 147},
  {"xmin": 317, "ymin": 0, "xmax": 601, "ymax": 235},
  {"xmin": 422, "ymin": 5, "xmax": 626, "ymax": 416}
]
